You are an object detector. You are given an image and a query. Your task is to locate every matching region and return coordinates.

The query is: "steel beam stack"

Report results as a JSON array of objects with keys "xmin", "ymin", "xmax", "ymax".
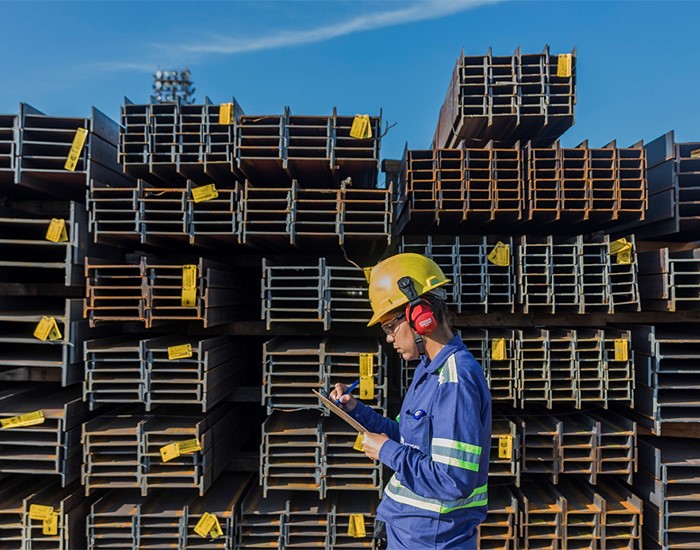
[
  {"xmin": 86, "ymin": 474, "xmax": 251, "ymax": 549},
  {"xmin": 433, "ymin": 46, "xmax": 576, "ymax": 150},
  {"xmin": 635, "ymin": 437, "xmax": 700, "ymax": 549},
  {"xmin": 0, "ymin": 113, "xmax": 16, "ymax": 185},
  {"xmin": 260, "ymin": 411, "xmax": 324, "ymax": 496},
  {"xmin": 0, "ymin": 104, "xmax": 129, "ymax": 200},
  {"xmin": 638, "ymin": 246, "xmax": 700, "ymax": 312},
  {"xmin": 82, "ymin": 406, "xmax": 248, "ymax": 496},
  {"xmin": 0, "ymin": 298, "xmax": 92, "ymax": 386},
  {"xmin": 0, "ymin": 386, "xmax": 95, "ymax": 486},
  {"xmin": 0, "ymin": 202, "xmax": 88, "ymax": 288},
  {"xmin": 399, "ymin": 235, "xmax": 517, "ymax": 313},
  {"xmin": 0, "ymin": 476, "xmax": 93, "ymax": 550},
  {"xmin": 263, "ymin": 335, "xmax": 388, "ymax": 413},
  {"xmin": 85, "ymin": 256, "xmax": 253, "ymax": 328},
  {"xmin": 619, "ymin": 131, "xmax": 700, "ymax": 240},
  {"xmin": 524, "ymin": 141, "xmax": 647, "ymax": 230},
  {"xmin": 260, "ymin": 411, "xmax": 383, "ymax": 499},
  {"xmin": 631, "ymin": 325, "xmax": 700, "ymax": 436},
  {"xmin": 88, "ymin": 179, "xmax": 241, "ymax": 248},
  {"xmin": 396, "ymin": 147, "xmax": 525, "ymax": 233},
  {"xmin": 262, "ymin": 258, "xmax": 372, "ymax": 330},
  {"xmin": 236, "ymin": 487, "xmax": 379, "ymax": 550},
  {"xmin": 84, "ymin": 335, "xmax": 248, "ymax": 411},
  {"xmin": 120, "ymin": 97, "xmax": 243, "ymax": 183},
  {"xmin": 240, "ymin": 180, "xmax": 392, "ymax": 251}
]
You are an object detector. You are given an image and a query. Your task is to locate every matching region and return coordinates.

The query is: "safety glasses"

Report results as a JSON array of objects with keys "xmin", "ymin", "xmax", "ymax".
[{"xmin": 380, "ymin": 312, "xmax": 406, "ymax": 336}]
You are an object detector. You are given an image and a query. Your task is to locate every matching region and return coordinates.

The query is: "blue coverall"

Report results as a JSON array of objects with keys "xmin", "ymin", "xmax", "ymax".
[{"xmin": 350, "ymin": 335, "xmax": 492, "ymax": 549}]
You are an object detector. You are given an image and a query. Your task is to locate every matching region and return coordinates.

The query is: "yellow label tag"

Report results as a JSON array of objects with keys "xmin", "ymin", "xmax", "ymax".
[
  {"xmin": 609, "ymin": 238, "xmax": 630, "ymax": 254},
  {"xmin": 348, "ymin": 514, "xmax": 366, "ymax": 538},
  {"xmin": 359, "ymin": 353, "xmax": 374, "ymax": 400},
  {"xmin": 43, "ymin": 512, "xmax": 59, "ymax": 536},
  {"xmin": 160, "ymin": 442, "xmax": 180, "ymax": 462},
  {"xmin": 1, "ymin": 410, "xmax": 45, "ymax": 429},
  {"xmin": 45, "ymin": 219, "xmax": 68, "ymax": 243},
  {"xmin": 192, "ymin": 184, "xmax": 219, "ymax": 203},
  {"xmin": 168, "ymin": 344, "xmax": 193, "ymax": 360},
  {"xmin": 491, "ymin": 338, "xmax": 506, "ymax": 361},
  {"xmin": 33, "ymin": 316, "xmax": 62, "ymax": 342},
  {"xmin": 29, "ymin": 504, "xmax": 54, "ymax": 521},
  {"xmin": 194, "ymin": 512, "xmax": 222, "ymax": 539},
  {"xmin": 177, "ymin": 438, "xmax": 202, "ymax": 454},
  {"xmin": 690, "ymin": 148, "xmax": 700, "ymax": 159},
  {"xmin": 64, "ymin": 127, "xmax": 88, "ymax": 171},
  {"xmin": 617, "ymin": 247, "xmax": 632, "ymax": 265},
  {"xmin": 498, "ymin": 435, "xmax": 513, "ymax": 459},
  {"xmin": 353, "ymin": 433, "xmax": 365, "ymax": 452},
  {"xmin": 219, "ymin": 103, "xmax": 233, "ymax": 125},
  {"xmin": 181, "ymin": 265, "xmax": 197, "ymax": 307},
  {"xmin": 557, "ymin": 54, "xmax": 572, "ymax": 77},
  {"xmin": 614, "ymin": 339, "xmax": 629, "ymax": 362},
  {"xmin": 350, "ymin": 115, "xmax": 372, "ymax": 139},
  {"xmin": 487, "ymin": 242, "xmax": 510, "ymax": 266}
]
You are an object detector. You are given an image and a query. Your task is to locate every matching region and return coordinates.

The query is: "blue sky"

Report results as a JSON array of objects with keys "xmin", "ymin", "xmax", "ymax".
[{"xmin": 1, "ymin": 0, "xmax": 698, "ymax": 162}]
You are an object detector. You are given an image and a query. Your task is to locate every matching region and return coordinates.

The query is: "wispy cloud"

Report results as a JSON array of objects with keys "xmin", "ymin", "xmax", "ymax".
[
  {"xmin": 89, "ymin": 61, "xmax": 158, "ymax": 73},
  {"xmin": 177, "ymin": 0, "xmax": 499, "ymax": 55},
  {"xmin": 90, "ymin": 0, "xmax": 498, "ymax": 73}
]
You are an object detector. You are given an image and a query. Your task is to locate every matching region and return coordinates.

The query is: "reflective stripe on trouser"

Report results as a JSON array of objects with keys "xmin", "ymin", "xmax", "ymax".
[{"xmin": 384, "ymin": 475, "xmax": 487, "ymax": 514}]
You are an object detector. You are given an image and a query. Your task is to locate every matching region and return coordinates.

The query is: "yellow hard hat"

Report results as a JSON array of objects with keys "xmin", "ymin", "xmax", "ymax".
[{"xmin": 365, "ymin": 253, "xmax": 450, "ymax": 326}]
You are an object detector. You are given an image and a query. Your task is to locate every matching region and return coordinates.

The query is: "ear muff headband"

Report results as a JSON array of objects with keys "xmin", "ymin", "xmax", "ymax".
[{"xmin": 397, "ymin": 277, "xmax": 437, "ymax": 336}]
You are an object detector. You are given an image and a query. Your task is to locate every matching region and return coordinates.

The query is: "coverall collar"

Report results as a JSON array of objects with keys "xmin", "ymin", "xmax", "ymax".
[{"xmin": 422, "ymin": 334, "xmax": 466, "ymax": 373}]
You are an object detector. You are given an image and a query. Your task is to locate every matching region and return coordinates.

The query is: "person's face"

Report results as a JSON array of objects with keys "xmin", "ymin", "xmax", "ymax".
[{"xmin": 380, "ymin": 309, "xmax": 419, "ymax": 361}]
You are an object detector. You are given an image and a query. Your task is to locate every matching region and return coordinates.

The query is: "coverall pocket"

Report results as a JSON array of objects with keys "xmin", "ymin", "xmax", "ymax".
[{"xmin": 402, "ymin": 412, "xmax": 431, "ymax": 451}]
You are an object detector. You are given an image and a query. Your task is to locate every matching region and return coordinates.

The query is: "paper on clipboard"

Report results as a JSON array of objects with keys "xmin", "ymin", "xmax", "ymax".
[{"xmin": 312, "ymin": 389, "xmax": 366, "ymax": 433}]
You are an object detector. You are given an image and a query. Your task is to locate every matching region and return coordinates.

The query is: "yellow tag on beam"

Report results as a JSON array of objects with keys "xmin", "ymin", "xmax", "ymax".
[
  {"xmin": 498, "ymin": 435, "xmax": 513, "ymax": 459},
  {"xmin": 557, "ymin": 54, "xmax": 572, "ymax": 77},
  {"xmin": 691, "ymin": 148, "xmax": 700, "ymax": 159},
  {"xmin": 617, "ymin": 246, "xmax": 632, "ymax": 265},
  {"xmin": 45, "ymin": 219, "xmax": 68, "ymax": 243},
  {"xmin": 487, "ymin": 242, "xmax": 510, "ymax": 266},
  {"xmin": 491, "ymin": 338, "xmax": 506, "ymax": 361},
  {"xmin": 614, "ymin": 339, "xmax": 629, "ymax": 362},
  {"xmin": 350, "ymin": 115, "xmax": 372, "ymax": 139},
  {"xmin": 219, "ymin": 103, "xmax": 234, "ymax": 125},
  {"xmin": 348, "ymin": 514, "xmax": 366, "ymax": 538},
  {"xmin": 177, "ymin": 438, "xmax": 202, "ymax": 454},
  {"xmin": 43, "ymin": 512, "xmax": 59, "ymax": 536},
  {"xmin": 1, "ymin": 410, "xmax": 45, "ymax": 429},
  {"xmin": 64, "ymin": 128, "xmax": 88, "ymax": 171},
  {"xmin": 609, "ymin": 238, "xmax": 630, "ymax": 254},
  {"xmin": 168, "ymin": 344, "xmax": 193, "ymax": 360},
  {"xmin": 359, "ymin": 353, "xmax": 374, "ymax": 400},
  {"xmin": 181, "ymin": 265, "xmax": 197, "ymax": 307},
  {"xmin": 29, "ymin": 504, "xmax": 54, "ymax": 521},
  {"xmin": 353, "ymin": 433, "xmax": 364, "ymax": 452},
  {"xmin": 159, "ymin": 442, "xmax": 180, "ymax": 462},
  {"xmin": 194, "ymin": 512, "xmax": 222, "ymax": 539},
  {"xmin": 192, "ymin": 184, "xmax": 218, "ymax": 203},
  {"xmin": 33, "ymin": 316, "xmax": 62, "ymax": 341}
]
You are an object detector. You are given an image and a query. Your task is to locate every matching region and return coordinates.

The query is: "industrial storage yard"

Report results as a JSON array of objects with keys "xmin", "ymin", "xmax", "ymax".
[{"xmin": 1, "ymin": 2, "xmax": 699, "ymax": 549}]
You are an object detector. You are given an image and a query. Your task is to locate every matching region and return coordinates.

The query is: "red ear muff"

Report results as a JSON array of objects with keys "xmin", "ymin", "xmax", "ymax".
[{"xmin": 405, "ymin": 299, "xmax": 437, "ymax": 336}]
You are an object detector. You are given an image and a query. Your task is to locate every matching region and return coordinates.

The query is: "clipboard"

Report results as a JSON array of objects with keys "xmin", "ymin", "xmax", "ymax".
[{"xmin": 312, "ymin": 389, "xmax": 366, "ymax": 433}]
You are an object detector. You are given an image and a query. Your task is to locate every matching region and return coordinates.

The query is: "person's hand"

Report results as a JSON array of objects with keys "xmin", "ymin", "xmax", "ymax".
[
  {"xmin": 362, "ymin": 432, "xmax": 389, "ymax": 461},
  {"xmin": 329, "ymin": 383, "xmax": 357, "ymax": 412}
]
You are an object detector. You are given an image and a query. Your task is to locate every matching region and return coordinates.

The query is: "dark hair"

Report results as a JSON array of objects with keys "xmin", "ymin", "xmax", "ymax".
[{"xmin": 423, "ymin": 294, "xmax": 455, "ymax": 330}]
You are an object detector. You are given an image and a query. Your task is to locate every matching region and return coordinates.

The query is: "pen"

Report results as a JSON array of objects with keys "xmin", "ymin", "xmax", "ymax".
[{"xmin": 335, "ymin": 379, "xmax": 360, "ymax": 405}]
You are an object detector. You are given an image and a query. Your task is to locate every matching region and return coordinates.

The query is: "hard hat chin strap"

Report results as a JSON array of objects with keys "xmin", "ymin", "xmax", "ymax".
[{"xmin": 397, "ymin": 276, "xmax": 428, "ymax": 359}]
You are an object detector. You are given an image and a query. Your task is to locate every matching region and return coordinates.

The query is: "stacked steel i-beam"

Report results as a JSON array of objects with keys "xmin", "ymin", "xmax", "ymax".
[
  {"xmin": 392, "ymin": 44, "xmax": 700, "ymax": 550},
  {"xmin": 1, "ymin": 43, "xmax": 699, "ymax": 550}
]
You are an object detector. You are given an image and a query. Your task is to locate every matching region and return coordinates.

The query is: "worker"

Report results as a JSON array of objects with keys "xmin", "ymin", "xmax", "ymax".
[{"xmin": 330, "ymin": 253, "xmax": 491, "ymax": 549}]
